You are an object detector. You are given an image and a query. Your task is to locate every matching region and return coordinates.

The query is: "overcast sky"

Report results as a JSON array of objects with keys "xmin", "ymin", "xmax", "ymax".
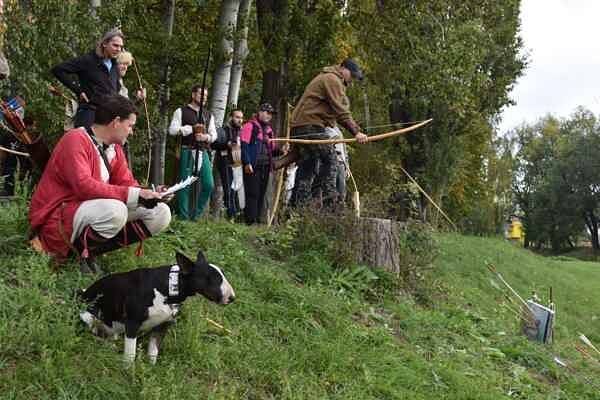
[{"xmin": 498, "ymin": 0, "xmax": 600, "ymax": 133}]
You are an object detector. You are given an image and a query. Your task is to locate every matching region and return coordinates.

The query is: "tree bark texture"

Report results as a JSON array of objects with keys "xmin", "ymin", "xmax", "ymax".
[
  {"xmin": 151, "ymin": 0, "xmax": 175, "ymax": 185},
  {"xmin": 209, "ymin": 0, "xmax": 240, "ymax": 128},
  {"xmin": 90, "ymin": 0, "xmax": 101, "ymax": 18},
  {"xmin": 355, "ymin": 217, "xmax": 405, "ymax": 274},
  {"xmin": 256, "ymin": 0, "xmax": 290, "ymax": 221},
  {"xmin": 209, "ymin": 0, "xmax": 241, "ymax": 216},
  {"xmin": 256, "ymin": 0, "xmax": 289, "ymax": 129},
  {"xmin": 228, "ymin": 0, "xmax": 251, "ymax": 108},
  {"xmin": 585, "ymin": 211, "xmax": 599, "ymax": 250}
]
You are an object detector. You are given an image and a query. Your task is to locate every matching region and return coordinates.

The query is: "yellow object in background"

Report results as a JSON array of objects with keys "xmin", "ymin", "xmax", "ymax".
[{"xmin": 507, "ymin": 216, "xmax": 524, "ymax": 242}]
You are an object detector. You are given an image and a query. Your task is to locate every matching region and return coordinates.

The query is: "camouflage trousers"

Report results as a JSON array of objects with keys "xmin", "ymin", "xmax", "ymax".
[{"xmin": 292, "ymin": 143, "xmax": 338, "ymax": 208}]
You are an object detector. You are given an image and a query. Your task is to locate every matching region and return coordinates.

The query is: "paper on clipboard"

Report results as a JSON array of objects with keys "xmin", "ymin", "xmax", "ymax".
[{"xmin": 160, "ymin": 176, "xmax": 198, "ymax": 198}]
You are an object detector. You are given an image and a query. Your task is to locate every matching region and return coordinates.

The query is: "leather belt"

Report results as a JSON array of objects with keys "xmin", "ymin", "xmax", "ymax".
[{"xmin": 291, "ymin": 125, "xmax": 328, "ymax": 139}]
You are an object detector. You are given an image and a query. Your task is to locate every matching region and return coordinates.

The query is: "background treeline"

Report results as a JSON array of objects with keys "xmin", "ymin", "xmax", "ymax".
[
  {"xmin": 509, "ymin": 108, "xmax": 600, "ymax": 252},
  {"xmin": 1, "ymin": 0, "xmax": 526, "ymax": 231}
]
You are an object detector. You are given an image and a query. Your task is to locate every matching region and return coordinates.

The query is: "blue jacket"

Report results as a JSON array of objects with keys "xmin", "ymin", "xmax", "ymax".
[{"xmin": 240, "ymin": 116, "xmax": 275, "ymax": 169}]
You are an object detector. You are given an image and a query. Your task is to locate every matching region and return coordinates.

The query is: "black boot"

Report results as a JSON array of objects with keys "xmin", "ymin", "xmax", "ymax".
[
  {"xmin": 79, "ymin": 257, "xmax": 105, "ymax": 275},
  {"xmin": 73, "ymin": 227, "xmax": 110, "ymax": 275},
  {"xmin": 74, "ymin": 222, "xmax": 152, "ymax": 274},
  {"xmin": 75, "ymin": 221, "xmax": 153, "ymax": 257},
  {"xmin": 97, "ymin": 220, "xmax": 152, "ymax": 257}
]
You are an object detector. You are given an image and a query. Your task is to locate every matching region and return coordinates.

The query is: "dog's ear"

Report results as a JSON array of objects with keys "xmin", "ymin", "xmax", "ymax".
[
  {"xmin": 196, "ymin": 249, "xmax": 208, "ymax": 265},
  {"xmin": 176, "ymin": 252, "xmax": 194, "ymax": 274}
]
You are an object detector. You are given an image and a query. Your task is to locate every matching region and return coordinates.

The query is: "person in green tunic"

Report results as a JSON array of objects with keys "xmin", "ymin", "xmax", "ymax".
[{"xmin": 168, "ymin": 85, "xmax": 216, "ymax": 220}]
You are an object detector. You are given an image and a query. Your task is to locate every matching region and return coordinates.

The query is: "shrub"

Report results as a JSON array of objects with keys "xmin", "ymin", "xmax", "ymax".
[{"xmin": 274, "ymin": 209, "xmax": 439, "ymax": 302}]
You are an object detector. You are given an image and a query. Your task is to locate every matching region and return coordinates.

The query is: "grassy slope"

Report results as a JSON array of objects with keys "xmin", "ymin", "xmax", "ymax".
[{"xmin": 1, "ymin": 200, "xmax": 599, "ymax": 399}]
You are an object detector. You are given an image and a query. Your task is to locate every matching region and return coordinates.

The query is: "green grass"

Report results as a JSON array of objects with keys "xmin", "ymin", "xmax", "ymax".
[{"xmin": 1, "ymin": 199, "xmax": 599, "ymax": 399}]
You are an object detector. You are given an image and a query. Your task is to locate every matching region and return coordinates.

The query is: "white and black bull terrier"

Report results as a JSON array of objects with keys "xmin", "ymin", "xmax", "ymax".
[{"xmin": 78, "ymin": 250, "xmax": 235, "ymax": 363}]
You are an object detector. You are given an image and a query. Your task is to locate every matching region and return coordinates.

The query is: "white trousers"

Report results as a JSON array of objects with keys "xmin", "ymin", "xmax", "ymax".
[{"xmin": 71, "ymin": 199, "xmax": 171, "ymax": 242}]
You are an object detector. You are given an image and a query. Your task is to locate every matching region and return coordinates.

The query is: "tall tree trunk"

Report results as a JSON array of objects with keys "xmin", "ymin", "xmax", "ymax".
[
  {"xmin": 151, "ymin": 0, "xmax": 175, "ymax": 185},
  {"xmin": 261, "ymin": 59, "xmax": 288, "ymax": 134},
  {"xmin": 228, "ymin": 0, "xmax": 252, "ymax": 108},
  {"xmin": 256, "ymin": 0, "xmax": 289, "ymax": 119},
  {"xmin": 90, "ymin": 0, "xmax": 101, "ymax": 18},
  {"xmin": 585, "ymin": 211, "xmax": 599, "ymax": 251},
  {"xmin": 256, "ymin": 0, "xmax": 290, "ymax": 223},
  {"xmin": 209, "ymin": 0, "xmax": 241, "ymax": 217},
  {"xmin": 209, "ymin": 0, "xmax": 240, "ymax": 128},
  {"xmin": 18, "ymin": 1, "xmax": 31, "ymax": 14},
  {"xmin": 260, "ymin": 60, "xmax": 289, "ymax": 222}
]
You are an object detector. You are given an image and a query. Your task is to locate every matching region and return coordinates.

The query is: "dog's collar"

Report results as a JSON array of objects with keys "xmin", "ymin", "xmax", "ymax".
[{"xmin": 168, "ymin": 265, "xmax": 180, "ymax": 297}]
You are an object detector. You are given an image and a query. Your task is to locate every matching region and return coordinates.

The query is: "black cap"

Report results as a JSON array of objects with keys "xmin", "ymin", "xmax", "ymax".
[
  {"xmin": 341, "ymin": 58, "xmax": 363, "ymax": 81},
  {"xmin": 259, "ymin": 102, "xmax": 275, "ymax": 113}
]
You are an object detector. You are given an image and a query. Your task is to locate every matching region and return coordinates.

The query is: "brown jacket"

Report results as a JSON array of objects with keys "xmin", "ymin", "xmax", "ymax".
[{"xmin": 291, "ymin": 66, "xmax": 360, "ymax": 135}]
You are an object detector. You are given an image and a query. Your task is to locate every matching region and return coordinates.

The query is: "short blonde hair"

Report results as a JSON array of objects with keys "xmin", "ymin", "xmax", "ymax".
[{"xmin": 117, "ymin": 51, "xmax": 133, "ymax": 66}]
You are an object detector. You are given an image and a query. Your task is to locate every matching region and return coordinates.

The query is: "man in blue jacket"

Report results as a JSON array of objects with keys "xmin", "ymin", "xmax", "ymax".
[{"xmin": 240, "ymin": 103, "xmax": 278, "ymax": 224}]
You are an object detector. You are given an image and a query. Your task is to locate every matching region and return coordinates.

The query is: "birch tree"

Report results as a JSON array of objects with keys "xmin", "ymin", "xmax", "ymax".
[
  {"xmin": 227, "ymin": 0, "xmax": 251, "ymax": 108},
  {"xmin": 90, "ymin": 0, "xmax": 101, "ymax": 18},
  {"xmin": 209, "ymin": 0, "xmax": 240, "ymax": 128}
]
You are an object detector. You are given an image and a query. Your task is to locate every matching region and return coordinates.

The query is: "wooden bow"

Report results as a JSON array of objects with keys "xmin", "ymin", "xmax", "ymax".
[
  {"xmin": 131, "ymin": 57, "xmax": 152, "ymax": 185},
  {"xmin": 0, "ymin": 145, "xmax": 29, "ymax": 157},
  {"xmin": 48, "ymin": 84, "xmax": 75, "ymax": 103},
  {"xmin": 268, "ymin": 103, "xmax": 292, "ymax": 227},
  {"xmin": 270, "ymin": 119, "xmax": 433, "ymax": 144},
  {"xmin": 0, "ymin": 100, "xmax": 33, "ymax": 144}
]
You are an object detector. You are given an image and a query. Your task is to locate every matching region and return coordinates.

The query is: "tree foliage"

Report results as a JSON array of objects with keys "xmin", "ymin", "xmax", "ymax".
[
  {"xmin": 348, "ymin": 0, "xmax": 526, "ymax": 227},
  {"xmin": 2, "ymin": 0, "xmax": 526, "ymax": 231},
  {"xmin": 513, "ymin": 109, "xmax": 600, "ymax": 252}
]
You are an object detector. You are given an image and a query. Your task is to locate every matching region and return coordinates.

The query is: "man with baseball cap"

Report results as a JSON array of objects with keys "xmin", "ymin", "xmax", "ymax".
[
  {"xmin": 240, "ymin": 102, "xmax": 283, "ymax": 224},
  {"xmin": 289, "ymin": 58, "xmax": 367, "ymax": 209}
]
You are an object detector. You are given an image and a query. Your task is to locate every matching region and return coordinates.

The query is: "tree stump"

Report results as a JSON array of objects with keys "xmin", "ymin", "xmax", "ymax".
[{"xmin": 356, "ymin": 217, "xmax": 405, "ymax": 274}]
